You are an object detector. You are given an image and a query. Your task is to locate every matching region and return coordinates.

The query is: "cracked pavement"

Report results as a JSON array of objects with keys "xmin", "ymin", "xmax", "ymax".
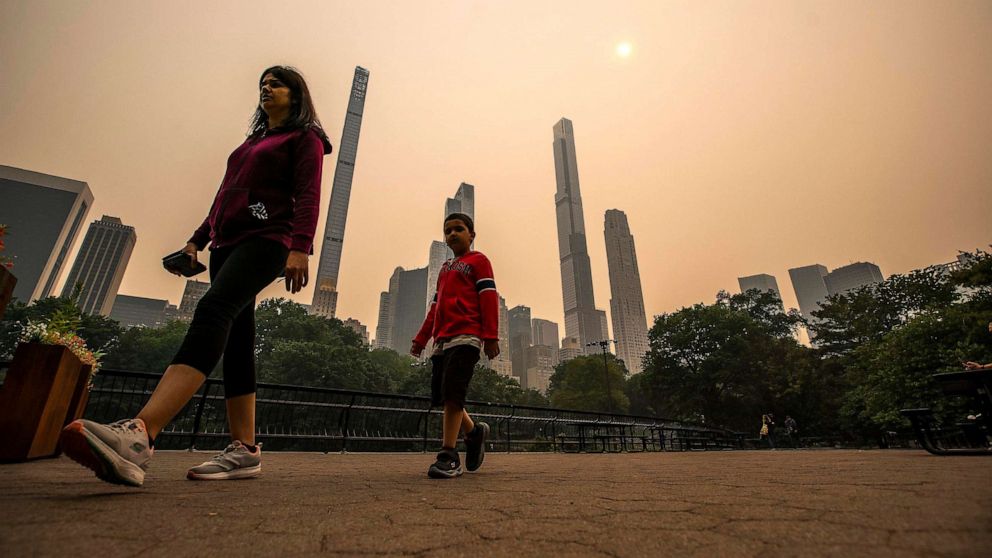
[{"xmin": 1, "ymin": 450, "xmax": 991, "ymax": 557}]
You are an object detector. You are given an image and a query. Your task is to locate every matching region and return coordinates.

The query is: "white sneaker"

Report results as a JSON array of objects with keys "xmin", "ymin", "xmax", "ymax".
[
  {"xmin": 60, "ymin": 418, "xmax": 153, "ymax": 487},
  {"xmin": 186, "ymin": 440, "xmax": 261, "ymax": 480}
]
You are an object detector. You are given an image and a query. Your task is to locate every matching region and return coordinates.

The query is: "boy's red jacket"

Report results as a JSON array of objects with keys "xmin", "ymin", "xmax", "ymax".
[{"xmin": 414, "ymin": 251, "xmax": 499, "ymax": 347}]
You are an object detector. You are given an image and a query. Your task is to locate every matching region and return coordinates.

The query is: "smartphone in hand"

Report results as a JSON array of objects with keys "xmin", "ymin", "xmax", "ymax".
[{"xmin": 162, "ymin": 250, "xmax": 206, "ymax": 277}]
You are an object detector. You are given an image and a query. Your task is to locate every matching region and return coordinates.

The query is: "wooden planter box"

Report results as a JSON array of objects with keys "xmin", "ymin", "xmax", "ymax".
[
  {"xmin": 0, "ymin": 265, "xmax": 14, "ymax": 319},
  {"xmin": 0, "ymin": 342, "xmax": 85, "ymax": 461}
]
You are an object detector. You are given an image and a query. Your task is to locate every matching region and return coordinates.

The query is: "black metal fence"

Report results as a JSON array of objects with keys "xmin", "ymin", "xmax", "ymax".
[{"xmin": 76, "ymin": 368, "xmax": 743, "ymax": 453}]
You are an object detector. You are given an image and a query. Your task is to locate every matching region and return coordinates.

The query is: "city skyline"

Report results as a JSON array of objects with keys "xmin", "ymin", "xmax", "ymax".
[{"xmin": 1, "ymin": 2, "xmax": 989, "ymax": 336}]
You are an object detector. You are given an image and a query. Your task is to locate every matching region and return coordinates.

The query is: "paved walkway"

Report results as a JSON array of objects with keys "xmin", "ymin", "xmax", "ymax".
[{"xmin": 2, "ymin": 450, "xmax": 991, "ymax": 557}]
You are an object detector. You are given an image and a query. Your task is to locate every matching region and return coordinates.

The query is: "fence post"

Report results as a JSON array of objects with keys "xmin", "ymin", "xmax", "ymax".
[
  {"xmin": 551, "ymin": 411, "xmax": 559, "ymax": 453},
  {"xmin": 340, "ymin": 394, "xmax": 356, "ymax": 454},
  {"xmin": 422, "ymin": 403, "xmax": 431, "ymax": 453},
  {"xmin": 189, "ymin": 382, "xmax": 212, "ymax": 451},
  {"xmin": 506, "ymin": 406, "xmax": 515, "ymax": 453}
]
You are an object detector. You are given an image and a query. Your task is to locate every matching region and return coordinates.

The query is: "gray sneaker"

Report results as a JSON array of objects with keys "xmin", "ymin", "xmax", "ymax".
[
  {"xmin": 60, "ymin": 418, "xmax": 153, "ymax": 487},
  {"xmin": 187, "ymin": 441, "xmax": 261, "ymax": 480}
]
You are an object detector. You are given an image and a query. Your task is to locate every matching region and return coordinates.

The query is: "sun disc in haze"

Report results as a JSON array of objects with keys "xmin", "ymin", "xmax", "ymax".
[{"xmin": 616, "ymin": 42, "xmax": 632, "ymax": 58}]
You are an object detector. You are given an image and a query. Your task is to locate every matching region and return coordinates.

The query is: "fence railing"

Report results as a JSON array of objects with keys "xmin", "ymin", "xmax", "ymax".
[
  {"xmin": 0, "ymin": 363, "xmax": 744, "ymax": 452},
  {"xmin": 78, "ymin": 368, "xmax": 743, "ymax": 452}
]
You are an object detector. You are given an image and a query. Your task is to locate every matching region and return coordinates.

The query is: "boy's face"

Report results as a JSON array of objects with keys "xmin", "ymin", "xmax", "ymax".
[{"xmin": 444, "ymin": 219, "xmax": 475, "ymax": 255}]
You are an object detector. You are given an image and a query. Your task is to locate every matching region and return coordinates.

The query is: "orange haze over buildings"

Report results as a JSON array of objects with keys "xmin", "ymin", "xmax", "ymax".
[{"xmin": 1, "ymin": 1, "xmax": 990, "ymax": 335}]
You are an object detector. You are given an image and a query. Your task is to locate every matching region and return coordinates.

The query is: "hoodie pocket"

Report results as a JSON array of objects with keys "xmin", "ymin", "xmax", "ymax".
[{"xmin": 214, "ymin": 188, "xmax": 250, "ymax": 236}]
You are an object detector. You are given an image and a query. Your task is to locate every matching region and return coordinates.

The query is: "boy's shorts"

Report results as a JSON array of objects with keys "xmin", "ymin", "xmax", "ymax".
[{"xmin": 430, "ymin": 345, "xmax": 480, "ymax": 408}]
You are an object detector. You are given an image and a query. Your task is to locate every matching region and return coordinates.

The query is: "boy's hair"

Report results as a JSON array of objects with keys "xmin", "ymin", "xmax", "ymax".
[{"xmin": 444, "ymin": 212, "xmax": 474, "ymax": 233}]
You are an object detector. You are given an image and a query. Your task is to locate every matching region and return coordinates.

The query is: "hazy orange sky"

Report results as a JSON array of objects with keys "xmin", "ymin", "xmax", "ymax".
[{"xmin": 2, "ymin": 1, "xmax": 990, "ymax": 338}]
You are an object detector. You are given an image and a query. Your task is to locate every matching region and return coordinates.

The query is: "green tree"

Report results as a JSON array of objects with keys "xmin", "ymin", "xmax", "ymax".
[
  {"xmin": 103, "ymin": 320, "xmax": 189, "ymax": 371},
  {"xmin": 637, "ymin": 288, "xmax": 819, "ymax": 432},
  {"xmin": 547, "ymin": 354, "xmax": 629, "ymax": 413},
  {"xmin": 468, "ymin": 365, "xmax": 549, "ymax": 406}
]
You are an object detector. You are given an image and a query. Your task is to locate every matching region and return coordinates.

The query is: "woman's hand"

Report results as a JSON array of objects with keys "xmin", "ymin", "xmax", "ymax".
[
  {"xmin": 285, "ymin": 250, "xmax": 309, "ymax": 294},
  {"xmin": 168, "ymin": 242, "xmax": 200, "ymax": 276}
]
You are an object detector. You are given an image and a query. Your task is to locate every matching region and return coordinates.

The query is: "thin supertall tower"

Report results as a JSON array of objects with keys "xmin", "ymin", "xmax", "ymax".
[
  {"xmin": 604, "ymin": 209, "xmax": 649, "ymax": 373},
  {"xmin": 311, "ymin": 66, "xmax": 370, "ymax": 318},
  {"xmin": 552, "ymin": 118, "xmax": 607, "ymax": 354}
]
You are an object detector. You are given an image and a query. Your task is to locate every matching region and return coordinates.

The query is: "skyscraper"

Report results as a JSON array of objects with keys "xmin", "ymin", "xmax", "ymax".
[
  {"xmin": 788, "ymin": 264, "xmax": 830, "ymax": 321},
  {"xmin": 445, "ymin": 182, "xmax": 475, "ymax": 221},
  {"xmin": 311, "ymin": 66, "xmax": 370, "ymax": 318},
  {"xmin": 374, "ymin": 290, "xmax": 392, "ymax": 350},
  {"xmin": 485, "ymin": 295, "xmax": 513, "ymax": 377},
  {"xmin": 552, "ymin": 118, "xmax": 605, "ymax": 354},
  {"xmin": 177, "ymin": 279, "xmax": 210, "ymax": 321},
  {"xmin": 443, "ymin": 182, "xmax": 475, "ymax": 257},
  {"xmin": 508, "ymin": 305, "xmax": 532, "ymax": 384},
  {"xmin": 824, "ymin": 262, "xmax": 884, "ymax": 295},
  {"xmin": 425, "ymin": 240, "xmax": 448, "ymax": 312},
  {"xmin": 0, "ymin": 165, "xmax": 93, "ymax": 304},
  {"xmin": 390, "ymin": 267, "xmax": 428, "ymax": 354},
  {"xmin": 604, "ymin": 209, "xmax": 650, "ymax": 374},
  {"xmin": 738, "ymin": 273, "xmax": 784, "ymax": 310},
  {"xmin": 524, "ymin": 344, "xmax": 556, "ymax": 393},
  {"xmin": 531, "ymin": 318, "xmax": 560, "ymax": 351},
  {"xmin": 60, "ymin": 216, "xmax": 136, "ymax": 315},
  {"xmin": 738, "ymin": 274, "xmax": 782, "ymax": 298},
  {"xmin": 559, "ymin": 335, "xmax": 583, "ymax": 364}
]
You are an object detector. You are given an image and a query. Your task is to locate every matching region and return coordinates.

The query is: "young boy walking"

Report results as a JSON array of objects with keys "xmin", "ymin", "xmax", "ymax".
[{"xmin": 411, "ymin": 212, "xmax": 499, "ymax": 478}]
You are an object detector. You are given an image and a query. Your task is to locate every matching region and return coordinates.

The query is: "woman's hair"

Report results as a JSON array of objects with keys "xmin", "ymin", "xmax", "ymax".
[{"xmin": 248, "ymin": 65, "xmax": 330, "ymax": 144}]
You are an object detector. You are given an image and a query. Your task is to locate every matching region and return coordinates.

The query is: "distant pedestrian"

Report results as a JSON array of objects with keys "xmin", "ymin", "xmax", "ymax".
[
  {"xmin": 60, "ymin": 66, "xmax": 332, "ymax": 486},
  {"xmin": 412, "ymin": 212, "xmax": 498, "ymax": 478},
  {"xmin": 760, "ymin": 414, "xmax": 775, "ymax": 449},
  {"xmin": 784, "ymin": 415, "xmax": 799, "ymax": 448}
]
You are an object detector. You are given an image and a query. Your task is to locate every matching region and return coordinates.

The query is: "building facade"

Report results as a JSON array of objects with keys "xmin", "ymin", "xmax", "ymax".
[
  {"xmin": 559, "ymin": 335, "xmax": 583, "ymax": 364},
  {"xmin": 524, "ymin": 344, "xmax": 557, "ymax": 394},
  {"xmin": 552, "ymin": 118, "xmax": 606, "ymax": 355},
  {"xmin": 603, "ymin": 209, "xmax": 649, "ymax": 373},
  {"xmin": 311, "ymin": 66, "xmax": 370, "ymax": 318},
  {"xmin": 0, "ymin": 165, "xmax": 93, "ymax": 304},
  {"xmin": 484, "ymin": 295, "xmax": 513, "ymax": 377},
  {"xmin": 343, "ymin": 317, "xmax": 370, "ymax": 346},
  {"xmin": 110, "ymin": 295, "xmax": 169, "ymax": 328},
  {"xmin": 177, "ymin": 279, "xmax": 210, "ymax": 321},
  {"xmin": 788, "ymin": 264, "xmax": 830, "ymax": 321},
  {"xmin": 373, "ymin": 290, "xmax": 392, "ymax": 350},
  {"xmin": 824, "ymin": 262, "xmax": 884, "ymax": 295},
  {"xmin": 531, "ymin": 318, "xmax": 560, "ymax": 352},
  {"xmin": 508, "ymin": 305, "xmax": 532, "ymax": 385},
  {"xmin": 738, "ymin": 273, "xmax": 782, "ymax": 298},
  {"xmin": 61, "ymin": 216, "xmax": 136, "ymax": 315}
]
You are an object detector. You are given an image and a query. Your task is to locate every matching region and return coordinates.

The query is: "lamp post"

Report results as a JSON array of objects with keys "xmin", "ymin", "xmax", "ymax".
[{"xmin": 586, "ymin": 339, "xmax": 615, "ymax": 414}]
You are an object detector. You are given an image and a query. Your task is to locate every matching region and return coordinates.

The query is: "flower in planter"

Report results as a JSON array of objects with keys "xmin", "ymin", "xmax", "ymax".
[{"xmin": 18, "ymin": 318, "xmax": 106, "ymax": 380}]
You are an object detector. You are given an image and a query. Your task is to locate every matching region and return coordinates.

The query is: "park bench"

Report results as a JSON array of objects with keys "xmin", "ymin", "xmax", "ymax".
[{"xmin": 900, "ymin": 369, "xmax": 991, "ymax": 456}]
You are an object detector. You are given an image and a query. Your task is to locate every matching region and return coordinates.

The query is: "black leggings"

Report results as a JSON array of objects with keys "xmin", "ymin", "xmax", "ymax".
[{"xmin": 171, "ymin": 237, "xmax": 288, "ymax": 398}]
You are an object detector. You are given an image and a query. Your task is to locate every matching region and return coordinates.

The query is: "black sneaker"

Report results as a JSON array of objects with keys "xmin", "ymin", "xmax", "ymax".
[
  {"xmin": 427, "ymin": 449, "xmax": 463, "ymax": 479},
  {"xmin": 464, "ymin": 422, "xmax": 490, "ymax": 472}
]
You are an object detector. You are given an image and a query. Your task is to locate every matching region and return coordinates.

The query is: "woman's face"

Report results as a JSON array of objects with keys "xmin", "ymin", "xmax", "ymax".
[{"xmin": 259, "ymin": 73, "xmax": 292, "ymax": 117}]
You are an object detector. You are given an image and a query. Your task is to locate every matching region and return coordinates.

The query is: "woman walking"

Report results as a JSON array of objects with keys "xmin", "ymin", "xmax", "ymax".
[{"xmin": 61, "ymin": 66, "xmax": 332, "ymax": 486}]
